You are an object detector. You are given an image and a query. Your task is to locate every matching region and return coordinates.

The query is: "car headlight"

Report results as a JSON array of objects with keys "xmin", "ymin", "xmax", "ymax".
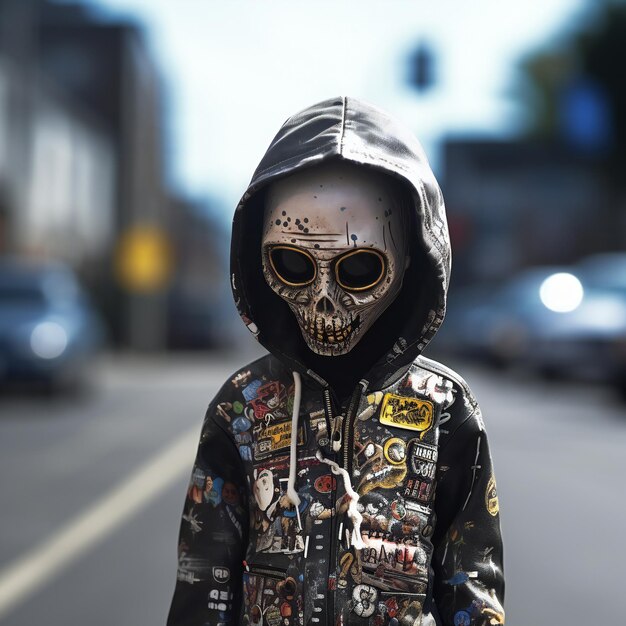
[
  {"xmin": 30, "ymin": 322, "xmax": 68, "ymax": 359},
  {"xmin": 539, "ymin": 273, "xmax": 584, "ymax": 313}
]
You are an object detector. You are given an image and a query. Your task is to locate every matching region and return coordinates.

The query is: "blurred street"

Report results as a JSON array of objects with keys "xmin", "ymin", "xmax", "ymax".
[
  {"xmin": 0, "ymin": 1, "xmax": 623, "ymax": 625},
  {"xmin": 0, "ymin": 349, "xmax": 624, "ymax": 626}
]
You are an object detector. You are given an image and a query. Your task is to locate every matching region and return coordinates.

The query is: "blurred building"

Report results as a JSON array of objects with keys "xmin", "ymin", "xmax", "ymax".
[
  {"xmin": 167, "ymin": 194, "xmax": 231, "ymax": 351},
  {"xmin": 515, "ymin": 2, "xmax": 626, "ymax": 254},
  {"xmin": 442, "ymin": 139, "xmax": 610, "ymax": 285},
  {"xmin": 0, "ymin": 53, "xmax": 115, "ymax": 265},
  {"xmin": 0, "ymin": 0, "xmax": 171, "ymax": 350}
]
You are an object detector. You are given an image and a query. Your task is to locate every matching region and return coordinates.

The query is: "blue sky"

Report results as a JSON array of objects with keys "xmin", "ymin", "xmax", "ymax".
[{"xmin": 84, "ymin": 0, "xmax": 589, "ymax": 213}]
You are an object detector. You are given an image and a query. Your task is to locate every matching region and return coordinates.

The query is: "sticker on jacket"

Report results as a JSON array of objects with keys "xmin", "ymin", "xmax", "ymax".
[
  {"xmin": 253, "ymin": 421, "xmax": 306, "ymax": 461},
  {"xmin": 359, "ymin": 534, "xmax": 429, "ymax": 593},
  {"xmin": 252, "ymin": 462, "xmax": 307, "ymax": 554},
  {"xmin": 379, "ymin": 393, "xmax": 434, "ymax": 437},
  {"xmin": 486, "ymin": 474, "xmax": 499, "ymax": 516},
  {"xmin": 403, "ymin": 441, "xmax": 438, "ymax": 504}
]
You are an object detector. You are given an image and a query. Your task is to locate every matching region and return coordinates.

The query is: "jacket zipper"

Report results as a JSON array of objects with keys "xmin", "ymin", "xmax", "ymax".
[
  {"xmin": 326, "ymin": 379, "xmax": 368, "ymax": 621},
  {"xmin": 322, "ymin": 385, "xmax": 340, "ymax": 622},
  {"xmin": 322, "ymin": 387, "xmax": 337, "ymax": 450},
  {"xmin": 343, "ymin": 380, "xmax": 369, "ymax": 474}
]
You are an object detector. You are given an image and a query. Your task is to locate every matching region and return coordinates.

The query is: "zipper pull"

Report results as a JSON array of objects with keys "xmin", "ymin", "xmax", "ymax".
[{"xmin": 331, "ymin": 414, "xmax": 344, "ymax": 452}]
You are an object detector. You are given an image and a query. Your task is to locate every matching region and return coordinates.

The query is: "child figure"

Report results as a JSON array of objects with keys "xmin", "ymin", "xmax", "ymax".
[{"xmin": 167, "ymin": 97, "xmax": 505, "ymax": 626}]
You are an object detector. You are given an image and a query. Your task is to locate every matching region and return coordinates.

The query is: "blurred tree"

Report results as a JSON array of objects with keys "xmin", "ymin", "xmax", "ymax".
[
  {"xmin": 521, "ymin": 1, "xmax": 626, "ymax": 158},
  {"xmin": 520, "ymin": 49, "xmax": 573, "ymax": 138},
  {"xmin": 519, "ymin": 0, "xmax": 626, "ymax": 245},
  {"xmin": 578, "ymin": 3, "xmax": 626, "ymax": 165}
]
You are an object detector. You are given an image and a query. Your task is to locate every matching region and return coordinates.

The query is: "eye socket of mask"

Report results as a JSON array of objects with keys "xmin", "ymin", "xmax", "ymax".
[
  {"xmin": 334, "ymin": 249, "xmax": 385, "ymax": 291},
  {"xmin": 268, "ymin": 245, "xmax": 317, "ymax": 286},
  {"xmin": 268, "ymin": 245, "xmax": 385, "ymax": 292}
]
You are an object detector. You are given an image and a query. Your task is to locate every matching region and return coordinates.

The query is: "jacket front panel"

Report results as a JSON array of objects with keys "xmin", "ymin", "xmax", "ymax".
[
  {"xmin": 166, "ymin": 354, "xmax": 503, "ymax": 626},
  {"xmin": 241, "ymin": 359, "xmax": 444, "ymax": 626}
]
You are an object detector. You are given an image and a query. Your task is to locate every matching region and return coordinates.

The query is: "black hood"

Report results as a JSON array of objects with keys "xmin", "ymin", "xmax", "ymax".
[{"xmin": 230, "ymin": 96, "xmax": 451, "ymax": 390}]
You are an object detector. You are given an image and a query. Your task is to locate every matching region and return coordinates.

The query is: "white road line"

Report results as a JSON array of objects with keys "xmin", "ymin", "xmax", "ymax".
[{"xmin": 0, "ymin": 426, "xmax": 200, "ymax": 620}]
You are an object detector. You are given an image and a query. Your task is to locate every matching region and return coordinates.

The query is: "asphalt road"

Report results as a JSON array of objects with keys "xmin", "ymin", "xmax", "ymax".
[{"xmin": 0, "ymin": 347, "xmax": 624, "ymax": 626}]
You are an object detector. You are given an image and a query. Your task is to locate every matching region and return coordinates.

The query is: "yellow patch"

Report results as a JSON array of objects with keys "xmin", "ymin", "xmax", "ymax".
[
  {"xmin": 486, "ymin": 474, "xmax": 499, "ymax": 516},
  {"xmin": 254, "ymin": 421, "xmax": 305, "ymax": 460},
  {"xmin": 366, "ymin": 391, "xmax": 384, "ymax": 406},
  {"xmin": 379, "ymin": 393, "xmax": 434, "ymax": 438},
  {"xmin": 383, "ymin": 437, "xmax": 407, "ymax": 465}
]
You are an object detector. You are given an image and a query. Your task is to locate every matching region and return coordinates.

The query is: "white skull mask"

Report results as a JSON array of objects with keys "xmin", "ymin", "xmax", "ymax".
[{"xmin": 262, "ymin": 162, "xmax": 409, "ymax": 356}]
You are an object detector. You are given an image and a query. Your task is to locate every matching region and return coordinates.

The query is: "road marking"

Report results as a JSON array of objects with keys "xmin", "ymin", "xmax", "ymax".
[{"xmin": 0, "ymin": 425, "xmax": 200, "ymax": 620}]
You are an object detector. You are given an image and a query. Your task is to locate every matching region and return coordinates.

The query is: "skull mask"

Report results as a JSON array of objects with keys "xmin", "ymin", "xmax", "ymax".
[{"xmin": 262, "ymin": 161, "xmax": 409, "ymax": 356}]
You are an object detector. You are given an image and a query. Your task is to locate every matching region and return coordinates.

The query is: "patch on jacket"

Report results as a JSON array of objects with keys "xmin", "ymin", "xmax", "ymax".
[
  {"xmin": 486, "ymin": 474, "xmax": 499, "ymax": 516},
  {"xmin": 253, "ymin": 421, "xmax": 306, "ymax": 461},
  {"xmin": 379, "ymin": 393, "xmax": 434, "ymax": 437}
]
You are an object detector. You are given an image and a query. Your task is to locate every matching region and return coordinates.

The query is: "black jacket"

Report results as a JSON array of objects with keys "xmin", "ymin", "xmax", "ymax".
[{"xmin": 167, "ymin": 97, "xmax": 505, "ymax": 626}]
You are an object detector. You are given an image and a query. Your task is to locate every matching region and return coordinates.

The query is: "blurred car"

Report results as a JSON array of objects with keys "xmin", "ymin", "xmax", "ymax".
[
  {"xmin": 436, "ymin": 255, "xmax": 626, "ymax": 399},
  {"xmin": 435, "ymin": 267, "xmax": 575, "ymax": 368},
  {"xmin": 528, "ymin": 271, "xmax": 626, "ymax": 385},
  {"xmin": 576, "ymin": 252, "xmax": 626, "ymax": 293},
  {"xmin": 548, "ymin": 253, "xmax": 626, "ymax": 396},
  {"xmin": 0, "ymin": 258, "xmax": 105, "ymax": 391}
]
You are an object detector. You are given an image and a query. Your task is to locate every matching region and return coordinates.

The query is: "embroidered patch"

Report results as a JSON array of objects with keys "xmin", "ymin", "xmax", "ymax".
[
  {"xmin": 253, "ymin": 421, "xmax": 305, "ymax": 461},
  {"xmin": 486, "ymin": 474, "xmax": 499, "ymax": 516},
  {"xmin": 359, "ymin": 535, "xmax": 429, "ymax": 593},
  {"xmin": 383, "ymin": 437, "xmax": 407, "ymax": 465},
  {"xmin": 403, "ymin": 477, "xmax": 434, "ymax": 503},
  {"xmin": 352, "ymin": 584, "xmax": 378, "ymax": 618},
  {"xmin": 402, "ymin": 440, "xmax": 437, "ymax": 503},
  {"xmin": 379, "ymin": 393, "xmax": 434, "ymax": 436},
  {"xmin": 213, "ymin": 566, "xmax": 230, "ymax": 583},
  {"xmin": 407, "ymin": 441, "xmax": 438, "ymax": 478}
]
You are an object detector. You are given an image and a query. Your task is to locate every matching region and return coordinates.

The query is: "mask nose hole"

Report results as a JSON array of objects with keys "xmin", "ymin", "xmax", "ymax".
[{"xmin": 315, "ymin": 296, "xmax": 335, "ymax": 314}]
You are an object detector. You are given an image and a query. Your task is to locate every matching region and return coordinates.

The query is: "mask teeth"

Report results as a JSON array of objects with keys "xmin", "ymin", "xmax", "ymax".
[
  {"xmin": 329, "ymin": 319, "xmax": 337, "ymax": 344},
  {"xmin": 303, "ymin": 315, "xmax": 360, "ymax": 346}
]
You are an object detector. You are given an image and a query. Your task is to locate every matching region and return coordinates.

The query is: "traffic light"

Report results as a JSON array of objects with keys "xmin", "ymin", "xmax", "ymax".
[{"xmin": 408, "ymin": 43, "xmax": 435, "ymax": 93}]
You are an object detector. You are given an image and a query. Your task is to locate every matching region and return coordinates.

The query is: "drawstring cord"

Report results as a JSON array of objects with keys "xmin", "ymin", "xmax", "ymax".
[
  {"xmin": 315, "ymin": 450, "xmax": 365, "ymax": 549},
  {"xmin": 286, "ymin": 370, "xmax": 364, "ymax": 548},
  {"xmin": 287, "ymin": 371, "xmax": 303, "ymax": 531}
]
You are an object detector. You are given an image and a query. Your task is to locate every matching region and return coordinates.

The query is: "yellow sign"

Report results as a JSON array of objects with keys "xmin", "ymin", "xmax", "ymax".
[
  {"xmin": 115, "ymin": 225, "xmax": 172, "ymax": 293},
  {"xmin": 379, "ymin": 393, "xmax": 433, "ymax": 438}
]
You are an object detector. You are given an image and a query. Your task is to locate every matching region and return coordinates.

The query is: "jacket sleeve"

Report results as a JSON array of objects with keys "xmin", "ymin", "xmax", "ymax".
[
  {"xmin": 167, "ymin": 391, "xmax": 249, "ymax": 626},
  {"xmin": 431, "ymin": 393, "xmax": 505, "ymax": 626}
]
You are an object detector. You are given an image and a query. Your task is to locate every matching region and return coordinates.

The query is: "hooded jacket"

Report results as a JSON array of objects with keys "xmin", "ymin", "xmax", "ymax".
[{"xmin": 167, "ymin": 97, "xmax": 505, "ymax": 626}]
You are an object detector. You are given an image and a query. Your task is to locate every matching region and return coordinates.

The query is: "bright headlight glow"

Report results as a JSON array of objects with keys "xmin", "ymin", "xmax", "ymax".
[
  {"xmin": 539, "ymin": 273, "xmax": 584, "ymax": 313},
  {"xmin": 30, "ymin": 322, "xmax": 68, "ymax": 359}
]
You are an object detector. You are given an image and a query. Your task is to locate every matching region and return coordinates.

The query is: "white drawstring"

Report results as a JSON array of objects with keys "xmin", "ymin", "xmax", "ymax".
[
  {"xmin": 287, "ymin": 370, "xmax": 364, "ymax": 547},
  {"xmin": 287, "ymin": 371, "xmax": 302, "ymax": 531},
  {"xmin": 315, "ymin": 450, "xmax": 365, "ymax": 549}
]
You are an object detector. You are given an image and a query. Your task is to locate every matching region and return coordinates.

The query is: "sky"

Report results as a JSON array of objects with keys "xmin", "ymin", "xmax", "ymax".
[{"xmin": 82, "ymin": 0, "xmax": 590, "ymax": 216}]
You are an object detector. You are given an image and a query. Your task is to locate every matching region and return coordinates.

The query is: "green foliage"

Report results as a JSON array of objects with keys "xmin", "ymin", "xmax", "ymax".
[{"xmin": 520, "ymin": 0, "xmax": 626, "ymax": 163}]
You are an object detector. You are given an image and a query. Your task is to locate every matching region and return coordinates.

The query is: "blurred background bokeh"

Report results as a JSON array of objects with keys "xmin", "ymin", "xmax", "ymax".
[{"xmin": 0, "ymin": 1, "xmax": 625, "ymax": 624}]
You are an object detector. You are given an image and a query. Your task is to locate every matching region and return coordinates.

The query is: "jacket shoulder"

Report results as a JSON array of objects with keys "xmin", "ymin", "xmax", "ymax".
[
  {"xmin": 204, "ymin": 353, "xmax": 289, "ymax": 433},
  {"xmin": 410, "ymin": 355, "xmax": 483, "ymax": 440},
  {"xmin": 413, "ymin": 355, "xmax": 474, "ymax": 398}
]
